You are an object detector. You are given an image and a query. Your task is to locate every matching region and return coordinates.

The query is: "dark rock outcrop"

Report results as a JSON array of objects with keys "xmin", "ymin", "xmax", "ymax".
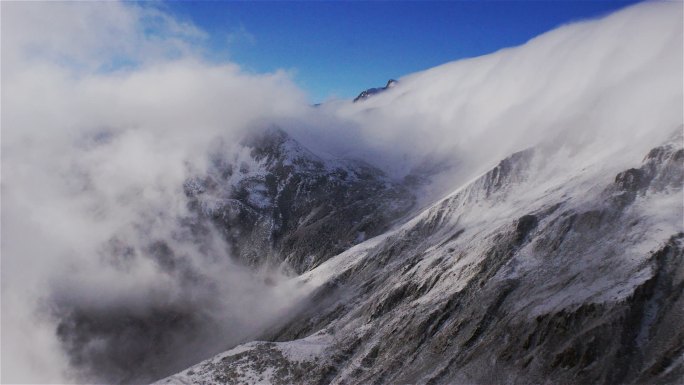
[{"xmin": 353, "ymin": 79, "xmax": 398, "ymax": 102}]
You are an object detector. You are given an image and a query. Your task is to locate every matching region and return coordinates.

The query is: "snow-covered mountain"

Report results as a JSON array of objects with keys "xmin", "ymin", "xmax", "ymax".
[
  {"xmin": 155, "ymin": 130, "xmax": 683, "ymax": 385},
  {"xmin": 151, "ymin": 3, "xmax": 683, "ymax": 384},
  {"xmin": 353, "ymin": 79, "xmax": 398, "ymax": 102}
]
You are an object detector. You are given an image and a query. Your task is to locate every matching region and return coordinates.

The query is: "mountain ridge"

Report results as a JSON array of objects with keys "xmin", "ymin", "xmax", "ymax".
[
  {"xmin": 353, "ymin": 79, "xmax": 398, "ymax": 103},
  {"xmin": 155, "ymin": 130, "xmax": 684, "ymax": 385}
]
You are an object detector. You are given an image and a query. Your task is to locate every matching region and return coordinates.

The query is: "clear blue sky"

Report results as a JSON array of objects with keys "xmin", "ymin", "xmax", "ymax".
[{"xmin": 161, "ymin": 1, "xmax": 642, "ymax": 102}]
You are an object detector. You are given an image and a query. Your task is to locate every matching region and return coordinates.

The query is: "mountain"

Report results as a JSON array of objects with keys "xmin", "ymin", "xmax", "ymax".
[
  {"xmin": 154, "ymin": 130, "xmax": 683, "ymax": 385},
  {"xmin": 353, "ymin": 79, "xmax": 397, "ymax": 102}
]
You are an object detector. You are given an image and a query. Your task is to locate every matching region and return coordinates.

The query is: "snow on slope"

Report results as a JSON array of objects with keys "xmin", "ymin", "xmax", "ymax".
[{"xmin": 155, "ymin": 332, "xmax": 333, "ymax": 385}]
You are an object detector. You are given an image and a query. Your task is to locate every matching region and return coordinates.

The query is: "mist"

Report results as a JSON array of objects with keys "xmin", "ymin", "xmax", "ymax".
[
  {"xmin": 2, "ymin": 1, "xmax": 682, "ymax": 383},
  {"xmin": 2, "ymin": 2, "xmax": 310, "ymax": 383}
]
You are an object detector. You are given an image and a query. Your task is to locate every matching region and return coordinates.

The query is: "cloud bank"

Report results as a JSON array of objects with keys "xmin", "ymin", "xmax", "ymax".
[
  {"xmin": 291, "ymin": 1, "xmax": 682, "ymax": 195},
  {"xmin": 2, "ymin": 2, "xmax": 309, "ymax": 383},
  {"xmin": 1, "ymin": 1, "xmax": 682, "ymax": 383}
]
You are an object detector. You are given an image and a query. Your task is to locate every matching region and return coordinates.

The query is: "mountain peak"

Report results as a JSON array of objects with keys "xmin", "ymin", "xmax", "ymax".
[{"xmin": 353, "ymin": 79, "xmax": 398, "ymax": 102}]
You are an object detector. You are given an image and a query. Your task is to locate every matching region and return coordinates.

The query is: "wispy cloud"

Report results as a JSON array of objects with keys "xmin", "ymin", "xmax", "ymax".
[{"xmin": 226, "ymin": 24, "xmax": 257, "ymax": 46}]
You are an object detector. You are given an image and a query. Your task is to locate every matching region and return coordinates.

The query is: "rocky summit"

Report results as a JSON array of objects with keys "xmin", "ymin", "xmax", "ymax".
[{"xmin": 353, "ymin": 79, "xmax": 398, "ymax": 103}]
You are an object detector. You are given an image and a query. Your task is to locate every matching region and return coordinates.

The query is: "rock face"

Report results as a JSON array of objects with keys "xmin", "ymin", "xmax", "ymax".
[
  {"xmin": 353, "ymin": 79, "xmax": 398, "ymax": 102},
  {"xmin": 185, "ymin": 127, "xmax": 416, "ymax": 273},
  {"xmin": 156, "ymin": 134, "xmax": 684, "ymax": 385}
]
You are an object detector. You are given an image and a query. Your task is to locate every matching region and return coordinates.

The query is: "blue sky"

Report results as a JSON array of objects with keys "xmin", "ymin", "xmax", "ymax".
[{"xmin": 161, "ymin": 1, "xmax": 642, "ymax": 102}]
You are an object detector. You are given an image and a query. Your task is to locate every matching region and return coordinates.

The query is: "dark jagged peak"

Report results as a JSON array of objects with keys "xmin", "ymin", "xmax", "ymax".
[
  {"xmin": 240, "ymin": 126, "xmax": 323, "ymax": 170},
  {"xmin": 353, "ymin": 79, "xmax": 398, "ymax": 102}
]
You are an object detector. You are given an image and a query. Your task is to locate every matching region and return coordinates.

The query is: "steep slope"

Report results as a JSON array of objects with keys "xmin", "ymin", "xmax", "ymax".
[{"xmin": 156, "ymin": 132, "xmax": 683, "ymax": 385}]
